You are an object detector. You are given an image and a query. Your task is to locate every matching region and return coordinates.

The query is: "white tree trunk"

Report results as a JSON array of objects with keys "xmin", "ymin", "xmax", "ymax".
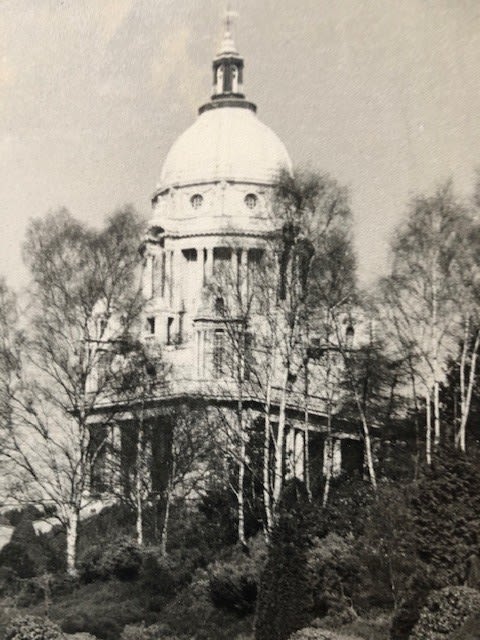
[
  {"xmin": 237, "ymin": 443, "xmax": 247, "ymax": 547},
  {"xmin": 236, "ymin": 394, "xmax": 247, "ymax": 547},
  {"xmin": 135, "ymin": 427, "xmax": 144, "ymax": 546},
  {"xmin": 160, "ymin": 488, "xmax": 171, "ymax": 557},
  {"xmin": 322, "ymin": 434, "xmax": 333, "ymax": 507},
  {"xmin": 426, "ymin": 388, "xmax": 432, "ymax": 466},
  {"xmin": 263, "ymin": 380, "xmax": 273, "ymax": 541},
  {"xmin": 458, "ymin": 327, "xmax": 480, "ymax": 453},
  {"xmin": 304, "ymin": 362, "xmax": 312, "ymax": 501},
  {"xmin": 66, "ymin": 509, "xmax": 79, "ymax": 576},
  {"xmin": 273, "ymin": 367, "xmax": 290, "ymax": 506},
  {"xmin": 433, "ymin": 380, "xmax": 441, "ymax": 449}
]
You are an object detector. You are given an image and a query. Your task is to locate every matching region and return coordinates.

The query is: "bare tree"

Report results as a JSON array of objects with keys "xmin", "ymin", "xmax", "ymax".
[
  {"xmin": 1, "ymin": 207, "xmax": 144, "ymax": 573},
  {"xmin": 380, "ymin": 181, "xmax": 472, "ymax": 463},
  {"xmin": 209, "ymin": 169, "xmax": 357, "ymax": 535}
]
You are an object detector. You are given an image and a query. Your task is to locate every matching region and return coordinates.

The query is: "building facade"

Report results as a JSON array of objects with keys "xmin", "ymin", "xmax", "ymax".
[{"xmin": 93, "ymin": 21, "xmax": 365, "ymax": 499}]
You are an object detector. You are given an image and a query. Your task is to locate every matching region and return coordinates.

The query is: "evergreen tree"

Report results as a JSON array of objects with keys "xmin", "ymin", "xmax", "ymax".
[
  {"xmin": 410, "ymin": 446, "xmax": 480, "ymax": 586},
  {"xmin": 254, "ymin": 483, "xmax": 312, "ymax": 640}
]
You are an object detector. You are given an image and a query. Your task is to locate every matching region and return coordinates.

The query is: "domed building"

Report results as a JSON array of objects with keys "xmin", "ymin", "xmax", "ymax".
[
  {"xmin": 141, "ymin": 25, "xmax": 291, "ymax": 371},
  {"xmin": 91, "ymin": 20, "xmax": 365, "ymax": 518}
]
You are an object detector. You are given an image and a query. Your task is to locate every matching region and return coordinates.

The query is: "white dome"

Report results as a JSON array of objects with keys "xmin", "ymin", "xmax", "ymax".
[{"xmin": 159, "ymin": 106, "xmax": 291, "ymax": 188}]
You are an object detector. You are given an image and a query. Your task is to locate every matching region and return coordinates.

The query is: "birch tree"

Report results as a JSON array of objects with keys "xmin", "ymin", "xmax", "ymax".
[
  {"xmin": 380, "ymin": 182, "xmax": 471, "ymax": 463},
  {"xmin": 1, "ymin": 207, "xmax": 144, "ymax": 573},
  {"xmin": 268, "ymin": 169, "xmax": 354, "ymax": 508}
]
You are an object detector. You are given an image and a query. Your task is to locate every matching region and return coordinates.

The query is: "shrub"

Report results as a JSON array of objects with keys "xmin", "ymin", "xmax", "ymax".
[
  {"xmin": 410, "ymin": 449, "xmax": 480, "ymax": 587},
  {"xmin": 0, "ymin": 565, "xmax": 19, "ymax": 596},
  {"xmin": 307, "ymin": 533, "xmax": 359, "ymax": 619},
  {"xmin": 79, "ymin": 539, "xmax": 142, "ymax": 583},
  {"xmin": 410, "ymin": 586, "xmax": 480, "ymax": 640},
  {"xmin": 0, "ymin": 542, "xmax": 36, "ymax": 578},
  {"xmin": 255, "ymin": 500, "xmax": 313, "ymax": 640},
  {"xmin": 100, "ymin": 538, "xmax": 142, "ymax": 581},
  {"xmin": 449, "ymin": 612, "xmax": 480, "ymax": 639},
  {"xmin": 5, "ymin": 615, "xmax": 64, "ymax": 640},
  {"xmin": 51, "ymin": 581, "xmax": 146, "ymax": 640},
  {"xmin": 209, "ymin": 555, "xmax": 258, "ymax": 615},
  {"xmin": 138, "ymin": 552, "xmax": 183, "ymax": 612},
  {"xmin": 390, "ymin": 567, "xmax": 437, "ymax": 640},
  {"xmin": 120, "ymin": 622, "xmax": 186, "ymax": 639},
  {"xmin": 78, "ymin": 545, "xmax": 104, "ymax": 583},
  {"xmin": 161, "ymin": 567, "xmax": 254, "ymax": 640},
  {"xmin": 289, "ymin": 628, "xmax": 362, "ymax": 639}
]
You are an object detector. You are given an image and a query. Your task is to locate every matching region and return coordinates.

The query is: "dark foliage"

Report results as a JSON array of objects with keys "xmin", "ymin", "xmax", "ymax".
[
  {"xmin": 410, "ymin": 447, "xmax": 480, "ymax": 586},
  {"xmin": 390, "ymin": 567, "xmax": 438, "ymax": 640},
  {"xmin": 449, "ymin": 611, "xmax": 480, "ymax": 639},
  {"xmin": 0, "ymin": 542, "xmax": 36, "ymax": 579},
  {"xmin": 255, "ymin": 492, "xmax": 313, "ymax": 640},
  {"xmin": 79, "ymin": 538, "xmax": 142, "ymax": 583},
  {"xmin": 313, "ymin": 477, "xmax": 375, "ymax": 539},
  {"xmin": 410, "ymin": 586, "xmax": 480, "ymax": 639},
  {"xmin": 208, "ymin": 549, "xmax": 261, "ymax": 615},
  {"xmin": 5, "ymin": 615, "xmax": 64, "ymax": 640},
  {"xmin": 52, "ymin": 581, "xmax": 147, "ymax": 640}
]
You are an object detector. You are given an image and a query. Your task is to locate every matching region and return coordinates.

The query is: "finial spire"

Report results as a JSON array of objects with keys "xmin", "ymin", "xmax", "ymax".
[
  {"xmin": 217, "ymin": 6, "xmax": 239, "ymax": 56},
  {"xmin": 199, "ymin": 7, "xmax": 257, "ymax": 114}
]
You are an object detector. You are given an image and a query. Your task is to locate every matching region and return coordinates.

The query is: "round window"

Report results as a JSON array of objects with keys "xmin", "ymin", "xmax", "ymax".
[
  {"xmin": 191, "ymin": 194, "xmax": 203, "ymax": 209},
  {"xmin": 245, "ymin": 193, "xmax": 257, "ymax": 209}
]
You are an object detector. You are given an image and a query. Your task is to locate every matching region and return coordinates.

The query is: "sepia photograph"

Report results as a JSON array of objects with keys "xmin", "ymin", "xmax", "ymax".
[{"xmin": 1, "ymin": 1, "xmax": 480, "ymax": 639}]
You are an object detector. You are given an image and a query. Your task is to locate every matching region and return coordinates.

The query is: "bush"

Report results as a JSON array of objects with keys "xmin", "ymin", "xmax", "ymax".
[
  {"xmin": 449, "ymin": 612, "xmax": 480, "ymax": 639},
  {"xmin": 307, "ymin": 533, "xmax": 359, "ymax": 620},
  {"xmin": 161, "ymin": 567, "xmax": 254, "ymax": 640},
  {"xmin": 0, "ymin": 542, "xmax": 36, "ymax": 578},
  {"xmin": 255, "ymin": 499, "xmax": 313, "ymax": 640},
  {"xmin": 138, "ymin": 552, "xmax": 184, "ymax": 612},
  {"xmin": 5, "ymin": 615, "xmax": 64, "ymax": 640},
  {"xmin": 79, "ymin": 539, "xmax": 142, "ymax": 583},
  {"xmin": 410, "ymin": 449, "xmax": 480, "ymax": 587},
  {"xmin": 289, "ymin": 628, "xmax": 362, "ymax": 639},
  {"xmin": 0, "ymin": 565, "xmax": 19, "ymax": 596},
  {"xmin": 78, "ymin": 545, "xmax": 104, "ymax": 583},
  {"xmin": 101, "ymin": 539, "xmax": 142, "ymax": 581},
  {"xmin": 50, "ymin": 581, "xmax": 146, "ymax": 640},
  {"xmin": 390, "ymin": 565, "xmax": 438, "ymax": 640},
  {"xmin": 410, "ymin": 586, "xmax": 480, "ymax": 640},
  {"xmin": 119, "ymin": 622, "xmax": 186, "ymax": 639},
  {"xmin": 209, "ymin": 555, "xmax": 258, "ymax": 615}
]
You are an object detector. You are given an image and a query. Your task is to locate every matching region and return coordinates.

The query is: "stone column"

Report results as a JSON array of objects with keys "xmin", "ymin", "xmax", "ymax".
[
  {"xmin": 240, "ymin": 248, "xmax": 248, "ymax": 301},
  {"xmin": 294, "ymin": 430, "xmax": 305, "ymax": 481},
  {"xmin": 173, "ymin": 249, "xmax": 182, "ymax": 309},
  {"xmin": 204, "ymin": 247, "xmax": 214, "ymax": 284},
  {"xmin": 231, "ymin": 248, "xmax": 239, "ymax": 290},
  {"xmin": 142, "ymin": 254, "xmax": 153, "ymax": 300},
  {"xmin": 285, "ymin": 428, "xmax": 295, "ymax": 480},
  {"xmin": 150, "ymin": 415, "xmax": 174, "ymax": 542}
]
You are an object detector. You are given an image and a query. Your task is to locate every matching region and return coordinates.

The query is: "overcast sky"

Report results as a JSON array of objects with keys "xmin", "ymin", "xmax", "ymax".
[{"xmin": 1, "ymin": 0, "xmax": 480, "ymax": 288}]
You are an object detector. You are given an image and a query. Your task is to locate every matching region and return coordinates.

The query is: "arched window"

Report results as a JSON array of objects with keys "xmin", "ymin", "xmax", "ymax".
[
  {"xmin": 191, "ymin": 194, "xmax": 203, "ymax": 209},
  {"xmin": 216, "ymin": 65, "xmax": 224, "ymax": 93},
  {"xmin": 345, "ymin": 325, "xmax": 354, "ymax": 348},
  {"xmin": 215, "ymin": 296, "xmax": 225, "ymax": 315},
  {"xmin": 213, "ymin": 329, "xmax": 225, "ymax": 377},
  {"xmin": 231, "ymin": 65, "xmax": 238, "ymax": 92},
  {"xmin": 245, "ymin": 193, "xmax": 257, "ymax": 209}
]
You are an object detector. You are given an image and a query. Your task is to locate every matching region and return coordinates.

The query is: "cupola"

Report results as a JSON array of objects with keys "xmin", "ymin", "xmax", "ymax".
[{"xmin": 199, "ymin": 11, "xmax": 256, "ymax": 115}]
